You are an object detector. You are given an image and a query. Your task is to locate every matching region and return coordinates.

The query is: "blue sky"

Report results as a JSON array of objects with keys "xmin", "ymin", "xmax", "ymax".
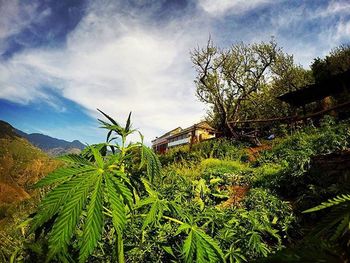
[{"xmin": 0, "ymin": 0, "xmax": 349, "ymax": 144}]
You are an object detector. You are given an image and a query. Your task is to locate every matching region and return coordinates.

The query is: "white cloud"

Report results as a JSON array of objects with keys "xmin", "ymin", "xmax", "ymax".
[
  {"xmin": 0, "ymin": 0, "xmax": 50, "ymax": 55},
  {"xmin": 0, "ymin": 1, "xmax": 209, "ymax": 143},
  {"xmin": 319, "ymin": 0, "xmax": 350, "ymax": 17},
  {"xmin": 197, "ymin": 0, "xmax": 275, "ymax": 16},
  {"xmin": 261, "ymin": 1, "xmax": 350, "ymax": 67},
  {"xmin": 334, "ymin": 20, "xmax": 350, "ymax": 41}
]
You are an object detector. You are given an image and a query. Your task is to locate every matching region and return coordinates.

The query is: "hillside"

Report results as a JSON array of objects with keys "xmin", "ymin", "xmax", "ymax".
[
  {"xmin": 0, "ymin": 121, "xmax": 60, "ymax": 207},
  {"xmin": 0, "ymin": 122, "xmax": 61, "ymax": 259},
  {"xmin": 0, "ymin": 122, "xmax": 60, "ymax": 262},
  {"xmin": 0, "ymin": 120, "xmax": 86, "ymax": 156}
]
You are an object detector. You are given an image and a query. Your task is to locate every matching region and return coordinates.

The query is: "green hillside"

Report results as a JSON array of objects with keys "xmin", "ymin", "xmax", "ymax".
[{"xmin": 0, "ymin": 121, "xmax": 61, "ymax": 260}]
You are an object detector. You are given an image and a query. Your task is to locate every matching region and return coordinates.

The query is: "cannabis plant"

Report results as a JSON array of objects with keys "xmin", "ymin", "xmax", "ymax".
[
  {"xmin": 29, "ymin": 110, "xmax": 161, "ymax": 262},
  {"xmin": 304, "ymin": 193, "xmax": 350, "ymax": 241}
]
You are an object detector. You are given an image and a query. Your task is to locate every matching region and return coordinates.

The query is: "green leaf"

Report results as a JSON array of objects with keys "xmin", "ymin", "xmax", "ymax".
[
  {"xmin": 141, "ymin": 178, "xmax": 158, "ymax": 197},
  {"xmin": 142, "ymin": 200, "xmax": 160, "ymax": 230},
  {"xmin": 303, "ymin": 194, "xmax": 350, "ymax": 213},
  {"xmin": 34, "ymin": 166, "xmax": 94, "ymax": 188},
  {"xmin": 110, "ymin": 174, "xmax": 133, "ymax": 210},
  {"xmin": 106, "ymin": 129, "xmax": 113, "ymax": 143},
  {"xmin": 135, "ymin": 196, "xmax": 157, "ymax": 209},
  {"xmin": 248, "ymin": 231, "xmax": 270, "ymax": 257},
  {"xmin": 47, "ymin": 172, "xmax": 96, "ymax": 260},
  {"xmin": 125, "ymin": 112, "xmax": 132, "ymax": 133},
  {"xmin": 180, "ymin": 224, "xmax": 225, "ymax": 263},
  {"xmin": 331, "ymin": 213, "xmax": 350, "ymax": 241},
  {"xmin": 97, "ymin": 109, "xmax": 119, "ymax": 126},
  {"xmin": 183, "ymin": 229, "xmax": 195, "ymax": 263},
  {"xmin": 59, "ymin": 154, "xmax": 91, "ymax": 166},
  {"xmin": 79, "ymin": 175, "xmax": 104, "ymax": 263},
  {"xmin": 195, "ymin": 227, "xmax": 225, "ymax": 262},
  {"xmin": 162, "ymin": 245, "xmax": 175, "ymax": 258},
  {"xmin": 91, "ymin": 146, "xmax": 104, "ymax": 168},
  {"xmin": 30, "ymin": 172, "xmax": 95, "ymax": 233},
  {"xmin": 105, "ymin": 174, "xmax": 126, "ymax": 232},
  {"xmin": 140, "ymin": 145, "xmax": 161, "ymax": 183},
  {"xmin": 175, "ymin": 223, "xmax": 191, "ymax": 236}
]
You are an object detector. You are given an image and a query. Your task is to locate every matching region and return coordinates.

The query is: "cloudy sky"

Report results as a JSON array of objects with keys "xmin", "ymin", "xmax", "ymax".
[{"xmin": 0, "ymin": 0, "xmax": 349, "ymax": 144}]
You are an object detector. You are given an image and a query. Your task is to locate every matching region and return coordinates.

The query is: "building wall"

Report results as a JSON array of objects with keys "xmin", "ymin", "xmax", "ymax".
[
  {"xmin": 168, "ymin": 137, "xmax": 190, "ymax": 147},
  {"xmin": 152, "ymin": 126, "xmax": 216, "ymax": 154},
  {"xmin": 195, "ymin": 129, "xmax": 215, "ymax": 142}
]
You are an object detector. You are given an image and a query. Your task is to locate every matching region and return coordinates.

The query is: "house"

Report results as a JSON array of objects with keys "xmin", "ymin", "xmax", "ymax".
[{"xmin": 152, "ymin": 122, "xmax": 216, "ymax": 154}]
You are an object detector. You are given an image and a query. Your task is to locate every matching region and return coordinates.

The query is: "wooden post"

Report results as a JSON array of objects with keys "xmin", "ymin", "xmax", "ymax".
[{"xmin": 189, "ymin": 125, "xmax": 196, "ymax": 152}]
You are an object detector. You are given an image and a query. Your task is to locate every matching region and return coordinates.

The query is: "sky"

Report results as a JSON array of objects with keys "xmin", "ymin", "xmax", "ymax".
[{"xmin": 0, "ymin": 0, "xmax": 349, "ymax": 144}]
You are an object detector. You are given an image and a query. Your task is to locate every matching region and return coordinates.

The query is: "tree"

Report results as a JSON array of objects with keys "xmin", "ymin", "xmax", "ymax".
[
  {"xmin": 191, "ymin": 39, "xmax": 314, "ymax": 137},
  {"xmin": 191, "ymin": 39, "xmax": 280, "ymax": 137},
  {"xmin": 240, "ymin": 53, "xmax": 313, "ymax": 121},
  {"xmin": 312, "ymin": 44, "xmax": 350, "ymax": 83}
]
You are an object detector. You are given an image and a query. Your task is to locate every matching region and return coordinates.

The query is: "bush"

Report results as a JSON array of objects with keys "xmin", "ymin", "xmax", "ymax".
[
  {"xmin": 159, "ymin": 138, "xmax": 247, "ymax": 166},
  {"xmin": 255, "ymin": 117, "xmax": 350, "ymax": 197}
]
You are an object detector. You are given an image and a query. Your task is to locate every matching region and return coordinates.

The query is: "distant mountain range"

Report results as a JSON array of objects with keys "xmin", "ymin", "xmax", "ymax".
[{"xmin": 0, "ymin": 120, "xmax": 86, "ymax": 156}]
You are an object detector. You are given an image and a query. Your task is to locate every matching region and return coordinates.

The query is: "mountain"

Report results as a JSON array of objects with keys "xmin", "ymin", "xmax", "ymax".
[{"xmin": 0, "ymin": 120, "xmax": 86, "ymax": 156}]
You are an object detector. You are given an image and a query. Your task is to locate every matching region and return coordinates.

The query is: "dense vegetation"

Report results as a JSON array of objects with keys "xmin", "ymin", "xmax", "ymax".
[{"xmin": 1, "ymin": 113, "xmax": 348, "ymax": 262}]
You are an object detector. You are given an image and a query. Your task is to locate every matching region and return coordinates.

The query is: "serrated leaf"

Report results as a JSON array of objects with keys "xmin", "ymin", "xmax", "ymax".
[
  {"xmin": 59, "ymin": 154, "xmax": 91, "ymax": 166},
  {"xmin": 79, "ymin": 175, "xmax": 104, "ymax": 263},
  {"xmin": 91, "ymin": 146, "xmax": 104, "ymax": 168},
  {"xmin": 183, "ymin": 229, "xmax": 195, "ymax": 263},
  {"xmin": 97, "ymin": 109, "xmax": 119, "ymax": 126},
  {"xmin": 110, "ymin": 175, "xmax": 133, "ymax": 210},
  {"xmin": 303, "ymin": 194, "xmax": 350, "ymax": 213},
  {"xmin": 47, "ymin": 172, "xmax": 96, "ymax": 260},
  {"xmin": 105, "ymin": 174, "xmax": 126, "ymax": 232},
  {"xmin": 140, "ymin": 145, "xmax": 161, "ymax": 183},
  {"xmin": 30, "ymin": 172, "xmax": 95, "ymax": 233},
  {"xmin": 34, "ymin": 166, "xmax": 94, "ymax": 188},
  {"xmin": 142, "ymin": 200, "xmax": 159, "ymax": 230}
]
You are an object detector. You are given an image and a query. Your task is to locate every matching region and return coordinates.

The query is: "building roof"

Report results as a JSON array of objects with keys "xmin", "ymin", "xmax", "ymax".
[
  {"xmin": 152, "ymin": 122, "xmax": 216, "ymax": 145},
  {"xmin": 278, "ymin": 69, "xmax": 350, "ymax": 107},
  {"xmin": 151, "ymin": 127, "xmax": 182, "ymax": 144},
  {"xmin": 166, "ymin": 121, "xmax": 215, "ymax": 140}
]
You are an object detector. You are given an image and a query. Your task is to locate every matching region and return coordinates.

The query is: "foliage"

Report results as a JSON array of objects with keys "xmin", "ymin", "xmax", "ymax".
[
  {"xmin": 6, "ymin": 114, "xmax": 348, "ymax": 262},
  {"xmin": 177, "ymin": 222, "xmax": 225, "ymax": 263},
  {"xmin": 159, "ymin": 138, "xmax": 247, "ymax": 166},
  {"xmin": 304, "ymin": 194, "xmax": 350, "ymax": 213},
  {"xmin": 304, "ymin": 193, "xmax": 350, "ymax": 243},
  {"xmin": 27, "ymin": 110, "xmax": 161, "ymax": 262},
  {"xmin": 312, "ymin": 44, "xmax": 350, "ymax": 83},
  {"xmin": 191, "ymin": 38, "xmax": 282, "ymax": 137},
  {"xmin": 240, "ymin": 52, "xmax": 313, "ymax": 122},
  {"xmin": 255, "ymin": 117, "xmax": 350, "ymax": 195}
]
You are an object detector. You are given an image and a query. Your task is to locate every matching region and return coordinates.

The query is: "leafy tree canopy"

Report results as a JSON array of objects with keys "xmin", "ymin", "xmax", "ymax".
[{"xmin": 191, "ymin": 38, "xmax": 313, "ymax": 137}]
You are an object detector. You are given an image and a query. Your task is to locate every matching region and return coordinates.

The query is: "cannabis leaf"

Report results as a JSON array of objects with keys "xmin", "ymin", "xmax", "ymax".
[
  {"xmin": 30, "ymin": 111, "xmax": 161, "ymax": 262},
  {"xmin": 176, "ymin": 223, "xmax": 225, "ymax": 263}
]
